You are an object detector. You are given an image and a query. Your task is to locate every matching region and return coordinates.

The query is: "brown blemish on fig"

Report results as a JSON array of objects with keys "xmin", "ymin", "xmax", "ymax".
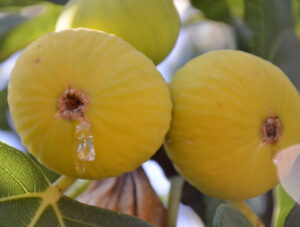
[
  {"xmin": 260, "ymin": 109, "xmax": 282, "ymax": 146},
  {"xmin": 56, "ymin": 85, "xmax": 89, "ymax": 121},
  {"xmin": 35, "ymin": 58, "xmax": 40, "ymax": 63}
]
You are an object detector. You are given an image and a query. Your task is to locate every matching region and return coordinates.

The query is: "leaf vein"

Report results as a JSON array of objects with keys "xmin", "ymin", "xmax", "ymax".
[
  {"xmin": 52, "ymin": 203, "xmax": 65, "ymax": 227},
  {"xmin": 0, "ymin": 192, "xmax": 43, "ymax": 202},
  {"xmin": 0, "ymin": 162, "xmax": 29, "ymax": 193},
  {"xmin": 62, "ymin": 216, "xmax": 99, "ymax": 227}
]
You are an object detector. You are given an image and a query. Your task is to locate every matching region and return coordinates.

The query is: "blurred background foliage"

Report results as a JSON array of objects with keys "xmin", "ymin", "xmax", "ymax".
[{"xmin": 1, "ymin": 0, "xmax": 300, "ymax": 226}]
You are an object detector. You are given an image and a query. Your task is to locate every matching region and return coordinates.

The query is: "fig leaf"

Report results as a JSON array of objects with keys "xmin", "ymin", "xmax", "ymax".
[{"xmin": 0, "ymin": 141, "xmax": 152, "ymax": 227}]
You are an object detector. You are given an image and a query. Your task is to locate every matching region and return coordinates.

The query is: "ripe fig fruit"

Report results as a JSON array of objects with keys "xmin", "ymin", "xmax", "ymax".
[
  {"xmin": 165, "ymin": 50, "xmax": 300, "ymax": 200},
  {"xmin": 8, "ymin": 28, "xmax": 172, "ymax": 179}
]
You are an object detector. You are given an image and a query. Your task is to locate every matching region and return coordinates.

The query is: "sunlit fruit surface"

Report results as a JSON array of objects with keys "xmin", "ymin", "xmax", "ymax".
[
  {"xmin": 165, "ymin": 50, "xmax": 300, "ymax": 200},
  {"xmin": 8, "ymin": 28, "xmax": 172, "ymax": 179}
]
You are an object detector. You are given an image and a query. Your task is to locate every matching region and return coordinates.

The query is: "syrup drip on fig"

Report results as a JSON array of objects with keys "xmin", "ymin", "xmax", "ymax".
[
  {"xmin": 56, "ymin": 85, "xmax": 96, "ymax": 174},
  {"xmin": 74, "ymin": 121, "xmax": 96, "ymax": 174}
]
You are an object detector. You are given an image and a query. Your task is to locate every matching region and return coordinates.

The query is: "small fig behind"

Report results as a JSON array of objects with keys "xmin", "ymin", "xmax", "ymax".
[{"xmin": 55, "ymin": 0, "xmax": 180, "ymax": 65}]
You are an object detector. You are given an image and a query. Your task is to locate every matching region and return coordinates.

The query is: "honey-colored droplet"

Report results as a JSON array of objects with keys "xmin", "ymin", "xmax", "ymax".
[
  {"xmin": 74, "ymin": 121, "xmax": 96, "ymax": 173},
  {"xmin": 75, "ymin": 159, "xmax": 86, "ymax": 174}
]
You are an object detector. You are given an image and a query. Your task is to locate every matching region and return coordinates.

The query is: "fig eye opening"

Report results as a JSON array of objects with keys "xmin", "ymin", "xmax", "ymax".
[
  {"xmin": 56, "ymin": 86, "xmax": 89, "ymax": 121},
  {"xmin": 65, "ymin": 93, "xmax": 84, "ymax": 111},
  {"xmin": 261, "ymin": 114, "xmax": 282, "ymax": 145}
]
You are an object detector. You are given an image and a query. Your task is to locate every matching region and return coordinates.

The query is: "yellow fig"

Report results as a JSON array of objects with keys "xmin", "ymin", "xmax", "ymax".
[
  {"xmin": 55, "ymin": 0, "xmax": 180, "ymax": 65},
  {"xmin": 8, "ymin": 28, "xmax": 172, "ymax": 179},
  {"xmin": 165, "ymin": 50, "xmax": 300, "ymax": 200}
]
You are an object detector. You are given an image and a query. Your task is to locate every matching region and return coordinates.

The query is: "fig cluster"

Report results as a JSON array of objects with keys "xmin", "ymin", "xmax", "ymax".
[{"xmin": 8, "ymin": 0, "xmax": 300, "ymax": 201}]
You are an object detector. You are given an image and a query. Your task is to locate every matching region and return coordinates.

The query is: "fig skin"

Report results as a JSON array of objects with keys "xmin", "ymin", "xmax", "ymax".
[
  {"xmin": 165, "ymin": 50, "xmax": 300, "ymax": 200},
  {"xmin": 55, "ymin": 0, "xmax": 180, "ymax": 65},
  {"xmin": 8, "ymin": 28, "xmax": 172, "ymax": 179}
]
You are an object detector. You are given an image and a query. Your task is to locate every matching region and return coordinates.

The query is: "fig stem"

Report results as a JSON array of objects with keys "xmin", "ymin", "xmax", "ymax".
[
  {"xmin": 271, "ymin": 185, "xmax": 294, "ymax": 227},
  {"xmin": 52, "ymin": 175, "xmax": 77, "ymax": 194},
  {"xmin": 227, "ymin": 200, "xmax": 265, "ymax": 227},
  {"xmin": 65, "ymin": 179, "xmax": 93, "ymax": 199},
  {"xmin": 166, "ymin": 175, "xmax": 185, "ymax": 227},
  {"xmin": 272, "ymin": 186, "xmax": 280, "ymax": 227}
]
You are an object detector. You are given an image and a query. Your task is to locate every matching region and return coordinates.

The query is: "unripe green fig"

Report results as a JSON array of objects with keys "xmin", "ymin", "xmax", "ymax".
[{"xmin": 55, "ymin": 0, "xmax": 180, "ymax": 65}]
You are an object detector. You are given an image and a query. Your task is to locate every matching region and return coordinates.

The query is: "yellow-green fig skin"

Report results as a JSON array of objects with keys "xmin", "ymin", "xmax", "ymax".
[
  {"xmin": 165, "ymin": 50, "xmax": 300, "ymax": 200},
  {"xmin": 55, "ymin": 0, "xmax": 180, "ymax": 65},
  {"xmin": 8, "ymin": 29, "xmax": 172, "ymax": 180}
]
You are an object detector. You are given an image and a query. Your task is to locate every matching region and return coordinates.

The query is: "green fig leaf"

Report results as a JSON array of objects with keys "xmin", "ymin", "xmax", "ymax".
[
  {"xmin": 190, "ymin": 0, "xmax": 233, "ymax": 23},
  {"xmin": 28, "ymin": 153, "xmax": 60, "ymax": 183},
  {"xmin": 244, "ymin": 0, "xmax": 300, "ymax": 88},
  {"xmin": 213, "ymin": 204, "xmax": 253, "ymax": 227},
  {"xmin": 273, "ymin": 185, "xmax": 297, "ymax": 227},
  {"xmin": 0, "ymin": 3, "xmax": 62, "ymax": 62},
  {"xmin": 244, "ymin": 0, "xmax": 294, "ymax": 58},
  {"xmin": 271, "ymin": 29, "xmax": 300, "ymax": 89},
  {"xmin": 0, "ymin": 141, "xmax": 152, "ymax": 227},
  {"xmin": 204, "ymin": 196, "xmax": 224, "ymax": 227},
  {"xmin": 0, "ymin": 12, "xmax": 31, "ymax": 36},
  {"xmin": 284, "ymin": 203, "xmax": 300, "ymax": 227},
  {"xmin": 293, "ymin": 0, "xmax": 300, "ymax": 35}
]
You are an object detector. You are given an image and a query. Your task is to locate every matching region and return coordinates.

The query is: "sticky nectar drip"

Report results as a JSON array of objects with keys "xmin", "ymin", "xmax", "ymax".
[
  {"xmin": 56, "ymin": 85, "xmax": 95, "ymax": 174},
  {"xmin": 74, "ymin": 121, "xmax": 95, "ymax": 173}
]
